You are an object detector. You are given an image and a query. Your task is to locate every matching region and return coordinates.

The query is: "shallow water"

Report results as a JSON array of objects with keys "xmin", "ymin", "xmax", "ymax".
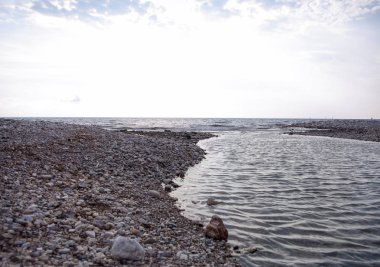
[{"xmin": 171, "ymin": 130, "xmax": 380, "ymax": 266}]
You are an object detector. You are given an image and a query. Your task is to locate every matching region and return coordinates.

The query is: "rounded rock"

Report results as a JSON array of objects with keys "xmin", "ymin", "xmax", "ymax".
[
  {"xmin": 204, "ymin": 215, "xmax": 228, "ymax": 241},
  {"xmin": 111, "ymin": 236, "xmax": 144, "ymax": 261},
  {"xmin": 148, "ymin": 190, "xmax": 160, "ymax": 198},
  {"xmin": 207, "ymin": 198, "xmax": 221, "ymax": 206}
]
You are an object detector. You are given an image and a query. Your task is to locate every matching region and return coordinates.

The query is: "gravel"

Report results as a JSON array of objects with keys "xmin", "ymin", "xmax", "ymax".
[
  {"xmin": 285, "ymin": 119, "xmax": 380, "ymax": 142},
  {"xmin": 0, "ymin": 118, "xmax": 238, "ymax": 266}
]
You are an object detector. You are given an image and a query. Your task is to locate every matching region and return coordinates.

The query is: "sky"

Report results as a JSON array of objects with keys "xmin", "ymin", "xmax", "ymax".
[{"xmin": 0, "ymin": 0, "xmax": 379, "ymax": 119}]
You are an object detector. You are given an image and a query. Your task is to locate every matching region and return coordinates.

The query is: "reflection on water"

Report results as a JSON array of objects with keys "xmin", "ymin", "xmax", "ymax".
[{"xmin": 172, "ymin": 131, "xmax": 380, "ymax": 266}]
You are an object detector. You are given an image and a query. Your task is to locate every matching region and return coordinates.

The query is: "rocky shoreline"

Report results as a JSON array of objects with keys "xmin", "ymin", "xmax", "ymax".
[
  {"xmin": 286, "ymin": 119, "xmax": 380, "ymax": 142},
  {"xmin": 0, "ymin": 119, "xmax": 238, "ymax": 266}
]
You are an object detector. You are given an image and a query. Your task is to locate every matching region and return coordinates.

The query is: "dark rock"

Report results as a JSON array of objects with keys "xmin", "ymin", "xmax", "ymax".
[
  {"xmin": 143, "ymin": 238, "xmax": 156, "ymax": 244},
  {"xmin": 205, "ymin": 215, "xmax": 228, "ymax": 241},
  {"xmin": 246, "ymin": 247, "xmax": 258, "ymax": 254},
  {"xmin": 207, "ymin": 198, "xmax": 221, "ymax": 206},
  {"xmin": 171, "ymin": 182, "xmax": 180, "ymax": 188}
]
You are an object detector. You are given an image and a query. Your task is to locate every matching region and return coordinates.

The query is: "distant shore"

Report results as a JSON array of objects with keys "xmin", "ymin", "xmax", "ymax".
[
  {"xmin": 286, "ymin": 119, "xmax": 380, "ymax": 142},
  {"xmin": 0, "ymin": 119, "xmax": 237, "ymax": 266}
]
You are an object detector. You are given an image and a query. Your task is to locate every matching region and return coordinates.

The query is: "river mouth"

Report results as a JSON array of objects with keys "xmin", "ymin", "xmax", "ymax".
[{"xmin": 171, "ymin": 130, "xmax": 380, "ymax": 266}]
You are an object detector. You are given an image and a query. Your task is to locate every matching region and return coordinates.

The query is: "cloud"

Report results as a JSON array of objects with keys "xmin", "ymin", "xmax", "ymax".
[
  {"xmin": 33, "ymin": 0, "xmax": 151, "ymax": 18},
  {"xmin": 0, "ymin": 0, "xmax": 153, "ymax": 23},
  {"xmin": 202, "ymin": 0, "xmax": 380, "ymax": 30},
  {"xmin": 199, "ymin": 0, "xmax": 234, "ymax": 17},
  {"xmin": 2, "ymin": 0, "xmax": 380, "ymax": 30}
]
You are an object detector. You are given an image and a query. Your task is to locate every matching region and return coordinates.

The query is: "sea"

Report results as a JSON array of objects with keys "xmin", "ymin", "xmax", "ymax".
[{"xmin": 24, "ymin": 118, "xmax": 380, "ymax": 266}]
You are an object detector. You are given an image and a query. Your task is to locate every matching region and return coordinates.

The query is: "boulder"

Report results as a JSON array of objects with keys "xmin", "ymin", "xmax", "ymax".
[
  {"xmin": 204, "ymin": 215, "xmax": 228, "ymax": 241},
  {"xmin": 111, "ymin": 236, "xmax": 144, "ymax": 261}
]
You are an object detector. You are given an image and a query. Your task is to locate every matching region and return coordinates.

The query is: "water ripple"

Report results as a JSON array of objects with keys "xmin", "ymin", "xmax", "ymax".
[{"xmin": 172, "ymin": 131, "xmax": 380, "ymax": 266}]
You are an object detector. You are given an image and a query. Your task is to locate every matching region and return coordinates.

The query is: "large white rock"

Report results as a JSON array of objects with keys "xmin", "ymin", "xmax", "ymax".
[{"xmin": 111, "ymin": 236, "xmax": 145, "ymax": 261}]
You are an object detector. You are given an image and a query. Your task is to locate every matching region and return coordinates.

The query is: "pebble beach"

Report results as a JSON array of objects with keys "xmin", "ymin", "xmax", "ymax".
[
  {"xmin": 0, "ymin": 119, "xmax": 238, "ymax": 266},
  {"xmin": 287, "ymin": 119, "xmax": 380, "ymax": 142}
]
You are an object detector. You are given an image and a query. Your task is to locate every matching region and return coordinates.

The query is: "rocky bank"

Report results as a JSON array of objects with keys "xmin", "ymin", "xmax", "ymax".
[
  {"xmin": 286, "ymin": 119, "xmax": 380, "ymax": 142},
  {"xmin": 0, "ymin": 119, "xmax": 238, "ymax": 266}
]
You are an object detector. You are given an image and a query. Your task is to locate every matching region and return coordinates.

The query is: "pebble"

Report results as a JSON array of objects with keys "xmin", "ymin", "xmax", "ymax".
[
  {"xmin": 95, "ymin": 252, "xmax": 105, "ymax": 259},
  {"xmin": 25, "ymin": 204, "xmax": 38, "ymax": 214},
  {"xmin": 131, "ymin": 227, "xmax": 140, "ymax": 236},
  {"xmin": 143, "ymin": 238, "xmax": 156, "ymax": 244},
  {"xmin": 111, "ymin": 236, "xmax": 145, "ymax": 261},
  {"xmin": 148, "ymin": 190, "xmax": 160, "ymax": 198},
  {"xmin": 66, "ymin": 240, "xmax": 76, "ymax": 247},
  {"xmin": 177, "ymin": 251, "xmax": 189, "ymax": 260},
  {"xmin": 171, "ymin": 182, "xmax": 180, "ymax": 188},
  {"xmin": 58, "ymin": 248, "xmax": 71, "ymax": 254},
  {"xmin": 288, "ymin": 120, "xmax": 380, "ymax": 142},
  {"xmin": 85, "ymin": 231, "xmax": 96, "ymax": 238},
  {"xmin": 18, "ymin": 215, "xmax": 34, "ymax": 223}
]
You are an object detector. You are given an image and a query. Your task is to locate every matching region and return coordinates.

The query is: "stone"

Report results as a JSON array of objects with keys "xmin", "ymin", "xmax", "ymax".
[
  {"xmin": 58, "ymin": 248, "xmax": 70, "ymax": 254},
  {"xmin": 111, "ymin": 236, "xmax": 144, "ymax": 261},
  {"xmin": 143, "ymin": 238, "xmax": 155, "ymax": 244},
  {"xmin": 17, "ymin": 215, "xmax": 34, "ymax": 224},
  {"xmin": 2, "ymin": 233, "xmax": 13, "ymax": 239},
  {"xmin": 207, "ymin": 198, "xmax": 221, "ymax": 206},
  {"xmin": 245, "ymin": 247, "xmax": 258, "ymax": 254},
  {"xmin": 103, "ymin": 231, "xmax": 114, "ymax": 238},
  {"xmin": 85, "ymin": 231, "xmax": 96, "ymax": 238},
  {"xmin": 63, "ymin": 261, "xmax": 75, "ymax": 267},
  {"xmin": 95, "ymin": 252, "xmax": 105, "ymax": 259},
  {"xmin": 176, "ymin": 251, "xmax": 189, "ymax": 261},
  {"xmin": 98, "ymin": 187, "xmax": 106, "ymax": 193},
  {"xmin": 25, "ymin": 204, "xmax": 38, "ymax": 214},
  {"xmin": 148, "ymin": 190, "xmax": 160, "ymax": 198},
  {"xmin": 104, "ymin": 222, "xmax": 114, "ymax": 230},
  {"xmin": 131, "ymin": 227, "xmax": 139, "ymax": 236},
  {"xmin": 65, "ymin": 240, "xmax": 76, "ymax": 247},
  {"xmin": 171, "ymin": 182, "xmax": 180, "ymax": 188},
  {"xmin": 164, "ymin": 185, "xmax": 172, "ymax": 192},
  {"xmin": 204, "ymin": 215, "xmax": 228, "ymax": 241}
]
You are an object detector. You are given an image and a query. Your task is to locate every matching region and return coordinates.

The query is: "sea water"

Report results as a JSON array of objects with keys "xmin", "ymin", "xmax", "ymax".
[{"xmin": 24, "ymin": 117, "xmax": 380, "ymax": 266}]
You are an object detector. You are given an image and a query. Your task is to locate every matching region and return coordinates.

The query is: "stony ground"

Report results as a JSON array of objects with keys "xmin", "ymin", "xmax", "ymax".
[
  {"xmin": 286, "ymin": 119, "xmax": 380, "ymax": 142},
  {"xmin": 0, "ymin": 119, "xmax": 238, "ymax": 266}
]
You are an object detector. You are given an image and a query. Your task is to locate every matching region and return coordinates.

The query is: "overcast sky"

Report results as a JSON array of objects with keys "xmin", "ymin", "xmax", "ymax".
[{"xmin": 1, "ymin": 0, "xmax": 379, "ymax": 118}]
